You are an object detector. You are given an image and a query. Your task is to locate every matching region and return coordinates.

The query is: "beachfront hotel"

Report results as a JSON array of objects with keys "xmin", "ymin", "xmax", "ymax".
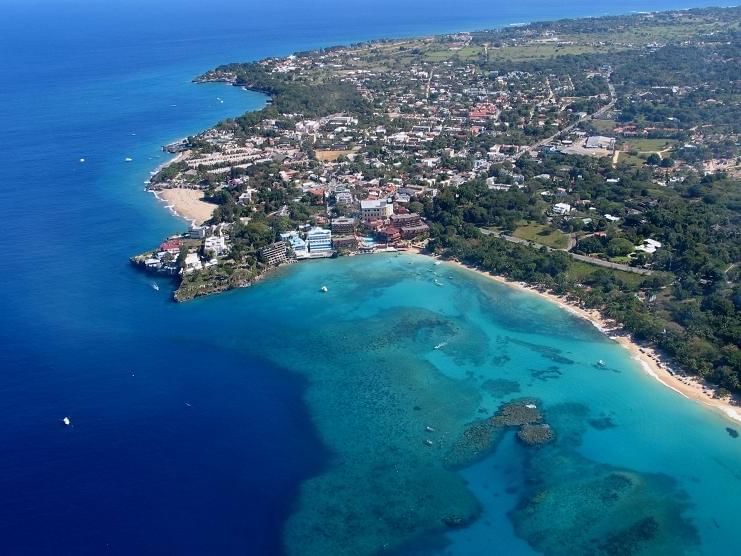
[
  {"xmin": 360, "ymin": 199, "xmax": 394, "ymax": 222},
  {"xmin": 280, "ymin": 231, "xmax": 309, "ymax": 258},
  {"xmin": 306, "ymin": 227, "xmax": 333, "ymax": 256}
]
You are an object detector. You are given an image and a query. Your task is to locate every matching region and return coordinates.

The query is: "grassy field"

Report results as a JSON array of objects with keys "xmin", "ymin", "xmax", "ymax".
[
  {"xmin": 512, "ymin": 223, "xmax": 570, "ymax": 249},
  {"xmin": 567, "ymin": 261, "xmax": 648, "ymax": 289},
  {"xmin": 625, "ymin": 138, "xmax": 678, "ymax": 152},
  {"xmin": 590, "ymin": 120, "xmax": 616, "ymax": 133},
  {"xmin": 616, "ymin": 152, "xmax": 646, "ymax": 168}
]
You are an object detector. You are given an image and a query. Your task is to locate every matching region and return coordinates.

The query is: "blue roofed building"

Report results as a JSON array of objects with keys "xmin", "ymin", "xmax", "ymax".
[
  {"xmin": 280, "ymin": 231, "xmax": 309, "ymax": 259},
  {"xmin": 306, "ymin": 227, "xmax": 333, "ymax": 257}
]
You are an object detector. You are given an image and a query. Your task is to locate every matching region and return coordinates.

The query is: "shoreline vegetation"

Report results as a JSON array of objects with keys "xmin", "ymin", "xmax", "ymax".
[
  {"xmin": 134, "ymin": 6, "xmax": 740, "ymax": 417},
  {"xmin": 427, "ymin": 252, "xmax": 741, "ymax": 424}
]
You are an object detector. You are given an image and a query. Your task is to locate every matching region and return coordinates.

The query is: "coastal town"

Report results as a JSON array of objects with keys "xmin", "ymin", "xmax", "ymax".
[{"xmin": 132, "ymin": 8, "xmax": 739, "ymax": 405}]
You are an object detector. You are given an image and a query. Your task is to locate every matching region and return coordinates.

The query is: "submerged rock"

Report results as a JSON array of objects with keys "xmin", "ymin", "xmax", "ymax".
[
  {"xmin": 517, "ymin": 423, "xmax": 554, "ymax": 446},
  {"xmin": 443, "ymin": 418, "xmax": 504, "ymax": 469},
  {"xmin": 490, "ymin": 400, "xmax": 543, "ymax": 427},
  {"xmin": 588, "ymin": 416, "xmax": 617, "ymax": 430},
  {"xmin": 726, "ymin": 427, "xmax": 739, "ymax": 439},
  {"xmin": 511, "ymin": 456, "xmax": 700, "ymax": 555},
  {"xmin": 444, "ymin": 400, "xmax": 548, "ymax": 468},
  {"xmin": 442, "ymin": 513, "xmax": 475, "ymax": 528}
]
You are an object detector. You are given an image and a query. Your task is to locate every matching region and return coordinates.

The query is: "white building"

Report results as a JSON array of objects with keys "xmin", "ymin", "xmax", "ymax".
[
  {"xmin": 306, "ymin": 227, "xmax": 333, "ymax": 256},
  {"xmin": 238, "ymin": 188, "xmax": 259, "ymax": 204},
  {"xmin": 204, "ymin": 235, "xmax": 227, "ymax": 256},
  {"xmin": 280, "ymin": 231, "xmax": 309, "ymax": 258},
  {"xmin": 360, "ymin": 199, "xmax": 394, "ymax": 221},
  {"xmin": 552, "ymin": 203, "xmax": 572, "ymax": 216},
  {"xmin": 585, "ymin": 136, "xmax": 616, "ymax": 150},
  {"xmin": 188, "ymin": 226, "xmax": 206, "ymax": 239},
  {"xmin": 635, "ymin": 238, "xmax": 662, "ymax": 254},
  {"xmin": 335, "ymin": 191, "xmax": 354, "ymax": 205},
  {"xmin": 183, "ymin": 253, "xmax": 203, "ymax": 274}
]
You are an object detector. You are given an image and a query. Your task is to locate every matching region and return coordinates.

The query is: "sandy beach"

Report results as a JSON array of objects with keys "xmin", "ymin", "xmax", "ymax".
[
  {"xmin": 431, "ymin": 255, "xmax": 741, "ymax": 425},
  {"xmin": 155, "ymin": 188, "xmax": 216, "ymax": 226}
]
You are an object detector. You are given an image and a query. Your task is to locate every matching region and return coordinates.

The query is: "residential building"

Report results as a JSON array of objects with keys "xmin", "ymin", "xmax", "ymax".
[
  {"xmin": 188, "ymin": 226, "xmax": 206, "ymax": 239},
  {"xmin": 183, "ymin": 252, "xmax": 202, "ymax": 274},
  {"xmin": 331, "ymin": 217, "xmax": 356, "ymax": 234},
  {"xmin": 377, "ymin": 227, "xmax": 401, "ymax": 243},
  {"xmin": 635, "ymin": 239, "xmax": 662, "ymax": 254},
  {"xmin": 332, "ymin": 235, "xmax": 358, "ymax": 250},
  {"xmin": 280, "ymin": 231, "xmax": 309, "ymax": 258},
  {"xmin": 335, "ymin": 191, "xmax": 354, "ymax": 205},
  {"xmin": 360, "ymin": 199, "xmax": 394, "ymax": 222},
  {"xmin": 390, "ymin": 213, "xmax": 421, "ymax": 228},
  {"xmin": 204, "ymin": 235, "xmax": 227, "ymax": 256},
  {"xmin": 259, "ymin": 241, "xmax": 289, "ymax": 266},
  {"xmin": 306, "ymin": 227, "xmax": 333, "ymax": 255},
  {"xmin": 400, "ymin": 223, "xmax": 430, "ymax": 239},
  {"xmin": 552, "ymin": 203, "xmax": 572, "ymax": 216}
]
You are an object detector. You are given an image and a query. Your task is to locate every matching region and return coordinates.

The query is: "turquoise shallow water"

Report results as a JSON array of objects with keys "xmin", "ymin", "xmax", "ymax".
[{"xmin": 181, "ymin": 254, "xmax": 741, "ymax": 554}]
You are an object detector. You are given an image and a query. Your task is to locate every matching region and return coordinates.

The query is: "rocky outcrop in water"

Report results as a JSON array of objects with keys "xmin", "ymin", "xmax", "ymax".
[
  {"xmin": 517, "ymin": 423, "xmax": 554, "ymax": 446},
  {"xmin": 443, "ymin": 400, "xmax": 553, "ymax": 468}
]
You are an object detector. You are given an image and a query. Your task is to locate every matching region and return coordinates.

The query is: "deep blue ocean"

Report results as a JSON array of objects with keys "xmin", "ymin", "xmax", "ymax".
[{"xmin": 0, "ymin": 1, "xmax": 738, "ymax": 554}]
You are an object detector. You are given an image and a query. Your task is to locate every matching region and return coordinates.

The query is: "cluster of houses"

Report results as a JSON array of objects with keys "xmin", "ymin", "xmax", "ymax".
[
  {"xmin": 150, "ymin": 34, "xmax": 687, "ymax": 279},
  {"xmin": 257, "ymin": 204, "xmax": 432, "ymax": 267},
  {"xmin": 139, "ymin": 224, "xmax": 232, "ymax": 276}
]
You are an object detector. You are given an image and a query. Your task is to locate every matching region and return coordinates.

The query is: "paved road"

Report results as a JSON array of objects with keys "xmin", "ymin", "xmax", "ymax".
[{"xmin": 478, "ymin": 228, "xmax": 652, "ymax": 275}]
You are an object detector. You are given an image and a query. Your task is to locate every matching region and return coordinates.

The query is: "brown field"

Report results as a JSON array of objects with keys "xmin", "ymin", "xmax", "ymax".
[{"xmin": 315, "ymin": 149, "xmax": 355, "ymax": 161}]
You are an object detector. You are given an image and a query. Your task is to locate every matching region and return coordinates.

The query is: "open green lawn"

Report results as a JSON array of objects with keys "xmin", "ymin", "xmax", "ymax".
[
  {"xmin": 567, "ymin": 261, "xmax": 648, "ymax": 289},
  {"xmin": 512, "ymin": 223, "xmax": 570, "ymax": 249},
  {"xmin": 616, "ymin": 152, "xmax": 646, "ymax": 168},
  {"xmin": 626, "ymin": 138, "xmax": 678, "ymax": 152},
  {"xmin": 590, "ymin": 120, "xmax": 616, "ymax": 133}
]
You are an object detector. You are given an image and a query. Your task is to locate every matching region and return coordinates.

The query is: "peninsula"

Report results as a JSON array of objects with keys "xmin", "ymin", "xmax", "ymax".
[{"xmin": 132, "ymin": 7, "xmax": 740, "ymax": 410}]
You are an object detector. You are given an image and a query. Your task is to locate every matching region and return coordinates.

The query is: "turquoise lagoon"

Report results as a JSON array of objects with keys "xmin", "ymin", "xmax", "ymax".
[{"xmin": 189, "ymin": 254, "xmax": 741, "ymax": 555}]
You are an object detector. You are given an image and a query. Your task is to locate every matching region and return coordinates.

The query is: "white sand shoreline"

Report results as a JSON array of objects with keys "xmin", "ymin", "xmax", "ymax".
[
  {"xmin": 423, "ymin": 253, "xmax": 741, "ymax": 425},
  {"xmin": 148, "ymin": 150, "xmax": 218, "ymax": 226},
  {"xmin": 151, "ymin": 188, "xmax": 216, "ymax": 226}
]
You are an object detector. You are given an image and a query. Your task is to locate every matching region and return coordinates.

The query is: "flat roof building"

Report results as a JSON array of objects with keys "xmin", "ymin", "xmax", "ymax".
[{"xmin": 360, "ymin": 199, "xmax": 394, "ymax": 222}]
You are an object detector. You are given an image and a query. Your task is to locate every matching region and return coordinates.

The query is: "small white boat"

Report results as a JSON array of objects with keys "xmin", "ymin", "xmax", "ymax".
[
  {"xmin": 434, "ymin": 261, "xmax": 441, "ymax": 266},
  {"xmin": 434, "ymin": 279, "xmax": 444, "ymax": 287},
  {"xmin": 525, "ymin": 404, "xmax": 537, "ymax": 409},
  {"xmin": 596, "ymin": 359, "xmax": 607, "ymax": 368},
  {"xmin": 125, "ymin": 157, "xmax": 133, "ymax": 162},
  {"xmin": 425, "ymin": 426, "xmax": 436, "ymax": 432},
  {"xmin": 62, "ymin": 417, "xmax": 71, "ymax": 426},
  {"xmin": 320, "ymin": 286, "xmax": 328, "ymax": 293},
  {"xmin": 79, "ymin": 158, "xmax": 85, "ymax": 163},
  {"xmin": 151, "ymin": 283, "xmax": 160, "ymax": 291},
  {"xmin": 433, "ymin": 342, "xmax": 447, "ymax": 350}
]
